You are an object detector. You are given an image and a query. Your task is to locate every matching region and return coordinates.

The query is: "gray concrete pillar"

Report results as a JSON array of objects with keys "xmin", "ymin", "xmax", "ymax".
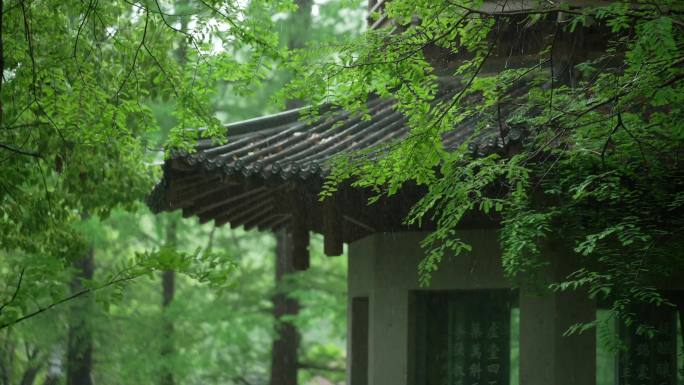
[
  {"xmin": 520, "ymin": 290, "xmax": 556, "ymax": 385},
  {"xmin": 520, "ymin": 287, "xmax": 596, "ymax": 385},
  {"xmin": 370, "ymin": 287, "xmax": 409, "ymax": 385}
]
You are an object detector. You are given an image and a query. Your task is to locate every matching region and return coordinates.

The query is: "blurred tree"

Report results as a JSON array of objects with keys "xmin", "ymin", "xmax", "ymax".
[
  {"xmin": 0, "ymin": 0, "xmax": 283, "ymax": 331},
  {"xmin": 0, "ymin": 0, "xmax": 359, "ymax": 384},
  {"xmin": 160, "ymin": 216, "xmax": 177, "ymax": 385},
  {"xmin": 65, "ymin": 246, "xmax": 94, "ymax": 385},
  {"xmin": 270, "ymin": 0, "xmax": 314, "ymax": 383}
]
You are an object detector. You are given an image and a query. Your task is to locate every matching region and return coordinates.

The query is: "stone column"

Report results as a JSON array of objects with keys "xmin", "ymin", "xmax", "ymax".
[
  {"xmin": 519, "ymin": 242, "xmax": 596, "ymax": 385},
  {"xmin": 369, "ymin": 235, "xmax": 412, "ymax": 385},
  {"xmin": 370, "ymin": 287, "xmax": 410, "ymax": 385}
]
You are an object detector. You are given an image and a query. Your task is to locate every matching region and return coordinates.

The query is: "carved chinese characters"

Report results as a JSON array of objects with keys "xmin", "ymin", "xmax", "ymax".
[
  {"xmin": 619, "ymin": 306, "xmax": 678, "ymax": 385},
  {"xmin": 414, "ymin": 290, "xmax": 512, "ymax": 385}
]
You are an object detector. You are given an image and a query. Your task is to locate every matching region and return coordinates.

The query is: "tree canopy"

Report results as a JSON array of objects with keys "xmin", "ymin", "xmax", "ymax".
[
  {"xmin": 1, "ymin": 0, "xmax": 353, "ymax": 383},
  {"xmin": 0, "ymin": 0, "xmax": 286, "ymax": 327},
  {"xmin": 302, "ymin": 0, "xmax": 684, "ymax": 331}
]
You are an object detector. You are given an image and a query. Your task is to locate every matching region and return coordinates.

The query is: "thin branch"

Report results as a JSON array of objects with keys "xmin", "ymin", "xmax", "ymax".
[
  {"xmin": 547, "ymin": 22, "xmax": 559, "ymax": 124},
  {"xmin": 337, "ymin": 13, "xmax": 471, "ymax": 70},
  {"xmin": 136, "ymin": 0, "xmax": 211, "ymax": 71},
  {"xmin": 0, "ymin": 268, "xmax": 26, "ymax": 314},
  {"xmin": 121, "ymin": 0, "xmax": 198, "ymax": 17},
  {"xmin": 142, "ymin": 43, "xmax": 179, "ymax": 98},
  {"xmin": 0, "ymin": 143, "xmax": 42, "ymax": 158},
  {"xmin": 19, "ymin": 0, "xmax": 37, "ymax": 99},
  {"xmin": 601, "ymin": 112, "xmax": 624, "ymax": 168},
  {"xmin": 20, "ymin": 1, "xmax": 67, "ymax": 146},
  {"xmin": 152, "ymin": 0, "xmax": 191, "ymax": 36},
  {"xmin": 620, "ymin": 121, "xmax": 649, "ymax": 165},
  {"xmin": 114, "ymin": 8, "xmax": 149, "ymax": 101},
  {"xmin": 533, "ymin": 142, "xmax": 569, "ymax": 191},
  {"xmin": 432, "ymin": 0, "xmax": 508, "ymax": 124},
  {"xmin": 432, "ymin": 42, "xmax": 497, "ymax": 126},
  {"xmin": 0, "ymin": 271, "xmax": 143, "ymax": 330},
  {"xmin": 2, "ymin": 1, "xmax": 21, "ymax": 15},
  {"xmin": 2, "ymin": 122, "xmax": 50, "ymax": 130},
  {"xmin": 73, "ymin": 0, "xmax": 96, "ymax": 84},
  {"xmin": 496, "ymin": 101, "xmax": 505, "ymax": 145},
  {"xmin": 546, "ymin": 66, "xmax": 684, "ymax": 131},
  {"xmin": 34, "ymin": 158, "xmax": 54, "ymax": 219},
  {"xmin": 138, "ymin": 230, "xmax": 162, "ymax": 246},
  {"xmin": 195, "ymin": 0, "xmax": 273, "ymax": 49},
  {"xmin": 447, "ymin": 2, "xmax": 584, "ymax": 17},
  {"xmin": 3, "ymin": 100, "xmax": 35, "ymax": 131}
]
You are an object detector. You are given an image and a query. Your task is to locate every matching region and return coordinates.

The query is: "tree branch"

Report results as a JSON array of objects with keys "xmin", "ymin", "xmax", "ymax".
[
  {"xmin": 0, "ymin": 143, "xmax": 42, "ymax": 158},
  {"xmin": 447, "ymin": 2, "xmax": 584, "ymax": 17},
  {"xmin": 0, "ymin": 268, "xmax": 26, "ymax": 315},
  {"xmin": 432, "ymin": 41, "xmax": 497, "ymax": 126},
  {"xmin": 0, "ymin": 270, "xmax": 142, "ymax": 330},
  {"xmin": 114, "ymin": 8, "xmax": 148, "ymax": 101}
]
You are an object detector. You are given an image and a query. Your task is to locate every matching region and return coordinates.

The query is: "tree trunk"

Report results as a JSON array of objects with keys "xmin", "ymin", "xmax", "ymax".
[
  {"xmin": 19, "ymin": 366, "xmax": 40, "ymax": 385},
  {"xmin": 284, "ymin": 0, "xmax": 313, "ymax": 111},
  {"xmin": 270, "ymin": 2, "xmax": 312, "ymax": 383},
  {"xmin": 160, "ymin": 217, "xmax": 177, "ymax": 385},
  {"xmin": 286, "ymin": 0, "xmax": 312, "ymax": 51},
  {"xmin": 159, "ymin": 7, "xmax": 187, "ymax": 383},
  {"xmin": 269, "ymin": 230, "xmax": 301, "ymax": 385},
  {"xmin": 66, "ymin": 247, "xmax": 95, "ymax": 385},
  {"xmin": 0, "ymin": 331, "xmax": 15, "ymax": 385}
]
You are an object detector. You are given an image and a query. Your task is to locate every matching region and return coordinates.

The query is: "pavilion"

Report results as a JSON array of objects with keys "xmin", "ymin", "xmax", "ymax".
[{"xmin": 148, "ymin": 2, "xmax": 683, "ymax": 384}]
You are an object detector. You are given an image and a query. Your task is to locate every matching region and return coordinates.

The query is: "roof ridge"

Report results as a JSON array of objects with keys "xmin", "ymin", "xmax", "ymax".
[{"xmin": 224, "ymin": 104, "xmax": 333, "ymax": 137}]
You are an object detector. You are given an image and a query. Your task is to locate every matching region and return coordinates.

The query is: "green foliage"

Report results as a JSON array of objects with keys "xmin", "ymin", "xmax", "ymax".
[
  {"xmin": 1, "ymin": 1, "xmax": 357, "ymax": 383},
  {"xmin": 88, "ymin": 210, "xmax": 274, "ymax": 385},
  {"xmin": 3, "ymin": 0, "xmax": 684, "ymax": 381},
  {"xmin": 0, "ymin": 0, "xmax": 285, "ymax": 329},
  {"xmin": 1, "ymin": 207, "xmax": 348, "ymax": 385},
  {"xmin": 304, "ymin": 0, "xmax": 684, "ymax": 337}
]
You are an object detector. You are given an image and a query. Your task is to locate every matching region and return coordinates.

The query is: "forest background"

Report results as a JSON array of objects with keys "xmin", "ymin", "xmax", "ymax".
[{"xmin": 0, "ymin": 0, "xmax": 364, "ymax": 384}]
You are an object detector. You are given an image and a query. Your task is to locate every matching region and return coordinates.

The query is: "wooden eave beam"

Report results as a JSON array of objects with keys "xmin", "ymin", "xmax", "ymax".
[{"xmin": 288, "ymin": 185, "xmax": 311, "ymax": 271}]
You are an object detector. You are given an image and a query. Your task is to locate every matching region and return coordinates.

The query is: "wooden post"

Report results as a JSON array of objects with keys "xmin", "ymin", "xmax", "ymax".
[
  {"xmin": 291, "ymin": 222, "xmax": 310, "ymax": 271},
  {"xmin": 323, "ymin": 194, "xmax": 344, "ymax": 257},
  {"xmin": 270, "ymin": 230, "xmax": 300, "ymax": 385},
  {"xmin": 351, "ymin": 297, "xmax": 370, "ymax": 385}
]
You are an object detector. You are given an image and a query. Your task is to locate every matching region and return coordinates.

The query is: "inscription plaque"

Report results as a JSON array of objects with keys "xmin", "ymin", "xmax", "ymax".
[
  {"xmin": 414, "ymin": 290, "xmax": 512, "ymax": 385},
  {"xmin": 619, "ymin": 305, "xmax": 678, "ymax": 385}
]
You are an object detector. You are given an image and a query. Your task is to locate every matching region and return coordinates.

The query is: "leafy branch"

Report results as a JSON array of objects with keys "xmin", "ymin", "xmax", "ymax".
[
  {"xmin": 0, "ymin": 266, "xmax": 143, "ymax": 330},
  {"xmin": 0, "ymin": 268, "xmax": 26, "ymax": 315}
]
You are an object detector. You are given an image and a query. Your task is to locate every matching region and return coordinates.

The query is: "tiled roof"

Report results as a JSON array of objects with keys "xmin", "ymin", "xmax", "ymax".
[
  {"xmin": 148, "ymin": 80, "xmax": 527, "ymax": 239},
  {"xmin": 177, "ymin": 96, "xmax": 465, "ymax": 180}
]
